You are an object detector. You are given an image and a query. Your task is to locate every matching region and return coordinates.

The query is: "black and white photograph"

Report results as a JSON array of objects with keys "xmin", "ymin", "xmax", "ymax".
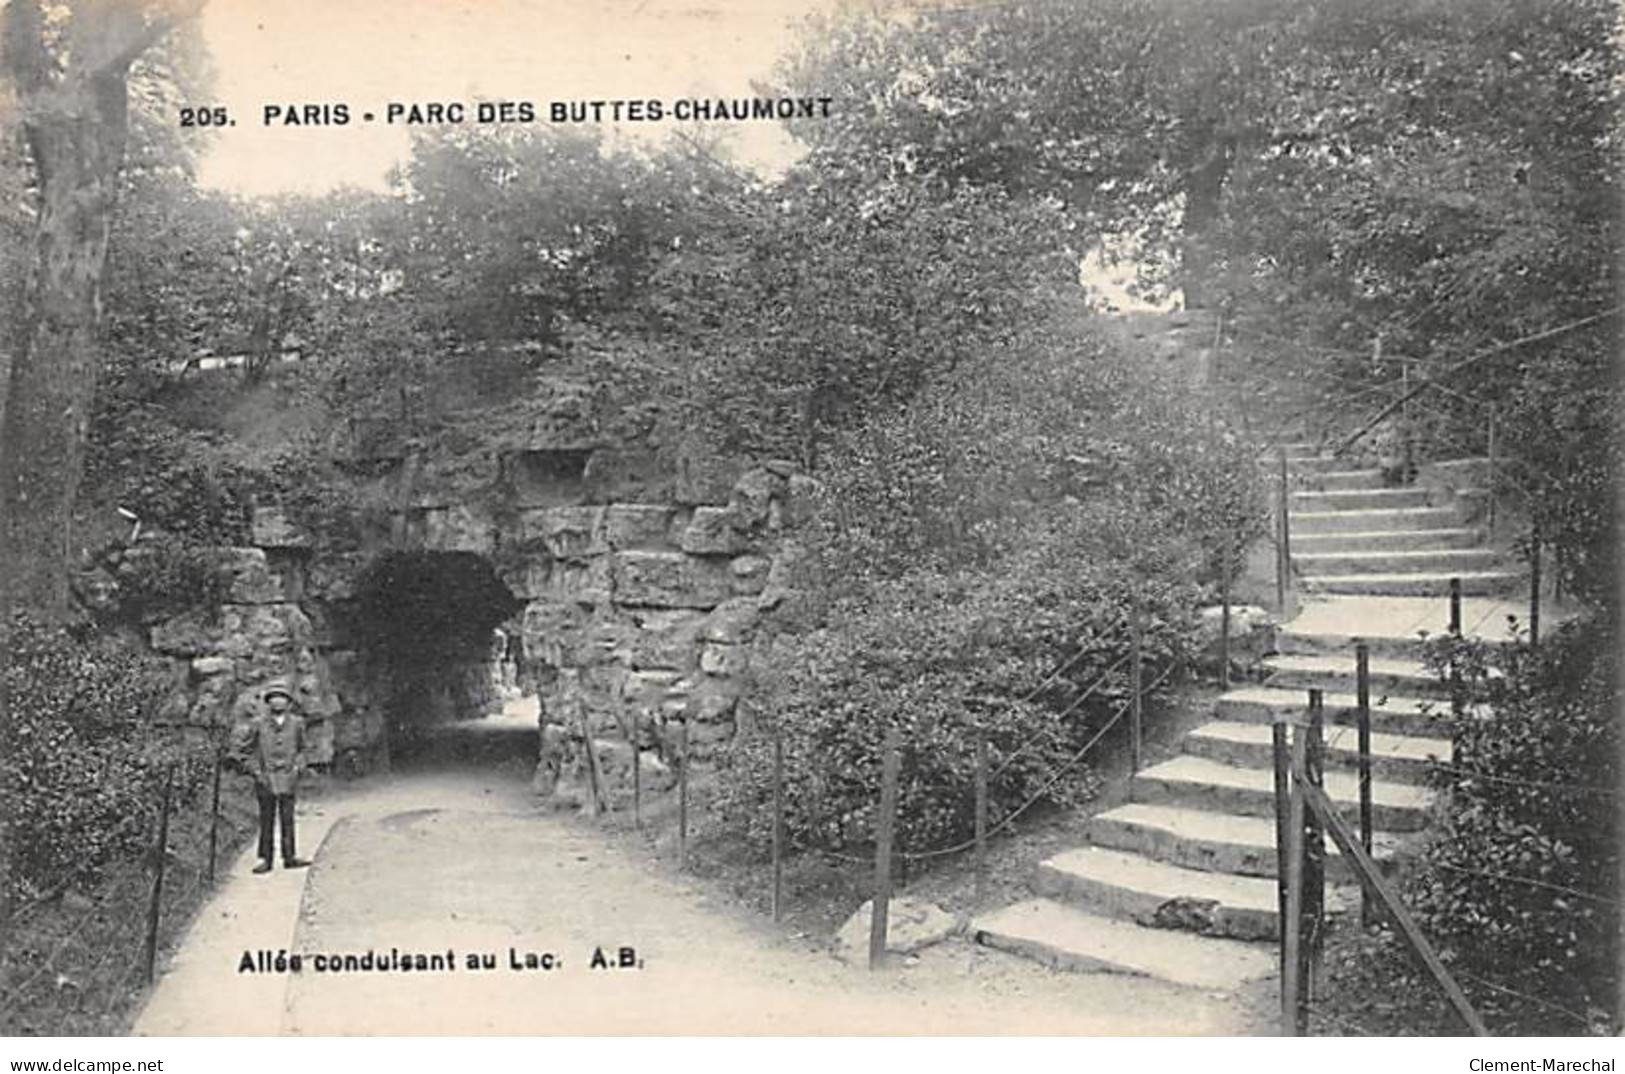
[{"xmin": 0, "ymin": 0, "xmax": 1620, "ymax": 1051}]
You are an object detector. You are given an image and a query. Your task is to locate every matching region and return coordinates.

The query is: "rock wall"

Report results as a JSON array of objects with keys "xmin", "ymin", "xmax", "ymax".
[
  {"xmin": 138, "ymin": 449, "xmax": 814, "ymax": 799},
  {"xmin": 144, "ymin": 547, "xmax": 342, "ymax": 768}
]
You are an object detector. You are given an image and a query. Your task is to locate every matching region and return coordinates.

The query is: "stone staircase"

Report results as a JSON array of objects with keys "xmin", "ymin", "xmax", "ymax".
[{"xmin": 972, "ymin": 443, "xmax": 1522, "ymax": 991}]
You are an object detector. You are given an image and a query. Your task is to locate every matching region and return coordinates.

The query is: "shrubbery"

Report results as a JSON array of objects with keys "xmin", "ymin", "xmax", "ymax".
[
  {"xmin": 1406, "ymin": 618, "xmax": 1619, "ymax": 1031},
  {"xmin": 715, "ymin": 309, "xmax": 1263, "ymax": 858},
  {"xmin": 2, "ymin": 616, "xmax": 209, "ymax": 907}
]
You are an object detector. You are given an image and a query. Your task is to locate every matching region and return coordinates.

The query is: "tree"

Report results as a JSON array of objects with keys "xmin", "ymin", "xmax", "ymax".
[
  {"xmin": 0, "ymin": 0, "xmax": 203, "ymax": 946},
  {"xmin": 1, "ymin": 0, "xmax": 204, "ymax": 622}
]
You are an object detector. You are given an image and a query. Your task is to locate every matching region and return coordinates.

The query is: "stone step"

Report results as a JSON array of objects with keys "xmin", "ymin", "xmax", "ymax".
[
  {"xmin": 1033, "ymin": 846, "xmax": 1302, "ymax": 941},
  {"xmin": 1296, "ymin": 469, "xmax": 1387, "ymax": 491},
  {"xmin": 1184, "ymin": 719, "xmax": 1451, "ymax": 785},
  {"xmin": 1216, "ymin": 685, "xmax": 1449, "ymax": 737},
  {"xmin": 1259, "ymin": 454, "xmax": 1360, "ymax": 474},
  {"xmin": 1294, "ymin": 548, "xmax": 1503, "ymax": 577},
  {"xmin": 1291, "ymin": 488, "xmax": 1437, "ymax": 512},
  {"xmin": 1283, "ymin": 595, "xmax": 1536, "ymax": 648},
  {"xmin": 1302, "ymin": 570, "xmax": 1523, "ymax": 597},
  {"xmin": 972, "ymin": 899, "xmax": 1277, "ymax": 991},
  {"xmin": 1131, "ymin": 755, "xmax": 1434, "ymax": 831},
  {"xmin": 1292, "ymin": 528, "xmax": 1485, "ymax": 553},
  {"xmin": 1273, "ymin": 630, "xmax": 1424, "ymax": 660},
  {"xmin": 1086, "ymin": 802, "xmax": 1402, "ymax": 881},
  {"xmin": 1292, "ymin": 506, "xmax": 1464, "ymax": 534},
  {"xmin": 1262, "ymin": 653, "xmax": 1445, "ymax": 698}
]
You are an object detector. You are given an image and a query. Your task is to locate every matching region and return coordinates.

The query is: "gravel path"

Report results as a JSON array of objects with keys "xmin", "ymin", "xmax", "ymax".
[{"xmin": 135, "ymin": 737, "xmax": 1271, "ymax": 1036}]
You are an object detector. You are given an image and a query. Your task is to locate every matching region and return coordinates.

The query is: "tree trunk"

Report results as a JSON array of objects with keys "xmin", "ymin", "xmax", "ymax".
[
  {"xmin": 1180, "ymin": 136, "xmax": 1234, "ymax": 311},
  {"xmin": 0, "ymin": 71, "xmax": 130, "ymax": 622}
]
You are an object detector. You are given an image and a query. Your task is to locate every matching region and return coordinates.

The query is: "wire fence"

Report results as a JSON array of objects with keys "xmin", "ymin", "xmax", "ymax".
[
  {"xmin": 0, "ymin": 741, "xmax": 258, "ymax": 1036},
  {"xmin": 1272, "ymin": 612, "xmax": 1616, "ymax": 1037},
  {"xmin": 565, "ymin": 616, "xmax": 1189, "ymax": 966}
]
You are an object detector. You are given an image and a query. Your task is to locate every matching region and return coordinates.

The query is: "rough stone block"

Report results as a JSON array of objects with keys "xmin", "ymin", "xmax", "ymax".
[
  {"xmin": 544, "ymin": 558, "xmax": 611, "ymax": 606},
  {"xmin": 699, "ymin": 642, "xmax": 748, "ymax": 678},
  {"xmin": 603, "ymin": 505, "xmax": 675, "ymax": 550},
  {"xmin": 679, "ymin": 506, "xmax": 748, "ymax": 554},
  {"xmin": 836, "ymin": 898, "xmax": 958, "ymax": 962},
  {"xmin": 150, "ymin": 614, "xmax": 221, "ymax": 657},
  {"xmin": 627, "ymin": 609, "xmax": 704, "ymax": 670},
  {"xmin": 250, "ymin": 505, "xmax": 312, "ymax": 549},
  {"xmin": 215, "ymin": 548, "xmax": 287, "ymax": 604},
  {"xmin": 674, "ymin": 447, "xmax": 742, "ymax": 506},
  {"xmin": 699, "ymin": 599, "xmax": 760, "ymax": 644},
  {"xmin": 423, "ymin": 505, "xmax": 495, "ymax": 554},
  {"xmin": 624, "ymin": 670, "xmax": 682, "ymax": 709},
  {"xmin": 519, "ymin": 506, "xmax": 605, "ymax": 558},
  {"xmin": 613, "ymin": 551, "xmax": 730, "ymax": 609},
  {"xmin": 687, "ymin": 682, "xmax": 739, "ymax": 724},
  {"xmin": 728, "ymin": 467, "xmax": 783, "ymax": 528},
  {"xmin": 729, "ymin": 554, "xmax": 770, "ymax": 595}
]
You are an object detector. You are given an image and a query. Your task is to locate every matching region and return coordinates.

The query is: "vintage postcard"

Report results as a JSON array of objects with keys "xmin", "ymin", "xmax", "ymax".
[{"xmin": 0, "ymin": 0, "xmax": 1618, "ymax": 1049}]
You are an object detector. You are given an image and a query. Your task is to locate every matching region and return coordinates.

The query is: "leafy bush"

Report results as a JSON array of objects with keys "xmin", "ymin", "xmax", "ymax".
[
  {"xmin": 100, "ymin": 532, "xmax": 229, "ymax": 625},
  {"xmin": 1, "ymin": 616, "xmax": 209, "ymax": 907},
  {"xmin": 717, "ymin": 311, "xmax": 1255, "ymax": 859},
  {"xmin": 1395, "ymin": 618, "xmax": 1619, "ymax": 1032}
]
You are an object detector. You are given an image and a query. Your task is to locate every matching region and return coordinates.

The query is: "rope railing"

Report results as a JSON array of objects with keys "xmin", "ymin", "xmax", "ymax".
[{"xmin": 903, "ymin": 662, "xmax": 1178, "ymax": 863}]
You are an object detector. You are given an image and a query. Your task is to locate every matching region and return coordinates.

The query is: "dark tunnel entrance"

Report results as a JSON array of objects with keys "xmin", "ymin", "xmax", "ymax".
[{"xmin": 352, "ymin": 551, "xmax": 531, "ymax": 770}]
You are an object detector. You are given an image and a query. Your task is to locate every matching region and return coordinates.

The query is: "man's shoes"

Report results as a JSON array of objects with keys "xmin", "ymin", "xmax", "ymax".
[
  {"xmin": 252, "ymin": 859, "xmax": 272, "ymax": 874},
  {"xmin": 283, "ymin": 858, "xmax": 311, "ymax": 869}
]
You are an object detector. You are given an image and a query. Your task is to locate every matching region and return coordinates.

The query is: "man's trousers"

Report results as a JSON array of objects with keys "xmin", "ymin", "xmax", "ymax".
[{"xmin": 255, "ymin": 786, "xmax": 297, "ymax": 864}]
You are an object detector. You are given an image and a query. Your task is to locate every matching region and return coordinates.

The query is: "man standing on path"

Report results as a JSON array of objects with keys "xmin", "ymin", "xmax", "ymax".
[{"xmin": 231, "ymin": 679, "xmax": 312, "ymax": 874}]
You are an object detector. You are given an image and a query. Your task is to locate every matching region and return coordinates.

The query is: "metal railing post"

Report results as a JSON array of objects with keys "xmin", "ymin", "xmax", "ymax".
[
  {"xmin": 869, "ymin": 726, "xmax": 902, "ymax": 970},
  {"xmin": 1282, "ymin": 715, "xmax": 1307, "ymax": 1036},
  {"xmin": 1130, "ymin": 612, "xmax": 1144, "ymax": 776},
  {"xmin": 206, "ymin": 740, "xmax": 223, "ymax": 883},
  {"xmin": 1271, "ymin": 720, "xmax": 1292, "ymax": 1004},
  {"xmin": 1304, "ymin": 690, "xmax": 1326, "ymax": 1019},
  {"xmin": 1486, "ymin": 404, "xmax": 1498, "ymax": 540},
  {"xmin": 974, "ymin": 732, "xmax": 989, "ymax": 904},
  {"xmin": 631, "ymin": 710, "xmax": 642, "ymax": 830},
  {"xmin": 677, "ymin": 718, "xmax": 690, "ymax": 870},
  {"xmin": 1355, "ymin": 642, "xmax": 1374, "ymax": 928},
  {"xmin": 771, "ymin": 728, "xmax": 783, "ymax": 922},
  {"xmin": 1276, "ymin": 446, "xmax": 1291, "ymax": 615},
  {"xmin": 1220, "ymin": 536, "xmax": 1233, "ymax": 690},
  {"xmin": 144, "ymin": 764, "xmax": 175, "ymax": 985}
]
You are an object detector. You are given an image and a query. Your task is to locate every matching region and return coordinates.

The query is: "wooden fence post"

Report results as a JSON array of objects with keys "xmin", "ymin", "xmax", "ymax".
[
  {"xmin": 974, "ymin": 732, "xmax": 989, "ymax": 904},
  {"xmin": 1304, "ymin": 690, "xmax": 1327, "ymax": 1013},
  {"xmin": 1271, "ymin": 720, "xmax": 1292, "ymax": 1014},
  {"xmin": 1282, "ymin": 717, "xmax": 1306, "ymax": 1036},
  {"xmin": 630, "ymin": 710, "xmax": 641, "ymax": 830},
  {"xmin": 772, "ymin": 728, "xmax": 784, "ymax": 923},
  {"xmin": 144, "ymin": 765, "xmax": 175, "ymax": 985},
  {"xmin": 206, "ymin": 739, "xmax": 223, "ymax": 884},
  {"xmin": 1130, "ymin": 611, "xmax": 1143, "ymax": 777},
  {"xmin": 1486, "ymin": 405, "xmax": 1498, "ymax": 540},
  {"xmin": 677, "ymin": 717, "xmax": 690, "ymax": 870},
  {"xmin": 1220, "ymin": 535, "xmax": 1233, "ymax": 691},
  {"xmin": 1355, "ymin": 642, "xmax": 1374, "ymax": 928},
  {"xmin": 1301, "ymin": 783, "xmax": 1489, "ymax": 1035},
  {"xmin": 869, "ymin": 726, "xmax": 902, "ymax": 970},
  {"xmin": 1276, "ymin": 446, "xmax": 1291, "ymax": 615}
]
